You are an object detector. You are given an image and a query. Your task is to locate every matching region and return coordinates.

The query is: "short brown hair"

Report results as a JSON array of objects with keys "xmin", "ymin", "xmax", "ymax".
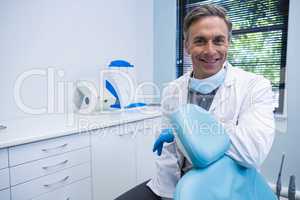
[{"xmin": 183, "ymin": 4, "xmax": 232, "ymax": 41}]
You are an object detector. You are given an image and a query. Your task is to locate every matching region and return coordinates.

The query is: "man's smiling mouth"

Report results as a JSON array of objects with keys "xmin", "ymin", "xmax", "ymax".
[{"xmin": 200, "ymin": 58, "xmax": 220, "ymax": 63}]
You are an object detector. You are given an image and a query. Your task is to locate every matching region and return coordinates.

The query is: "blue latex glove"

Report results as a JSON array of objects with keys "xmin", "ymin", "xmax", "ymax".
[{"xmin": 152, "ymin": 128, "xmax": 175, "ymax": 156}]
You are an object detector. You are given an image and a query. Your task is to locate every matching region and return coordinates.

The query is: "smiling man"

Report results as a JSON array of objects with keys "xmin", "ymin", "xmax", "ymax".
[{"xmin": 116, "ymin": 4, "xmax": 275, "ymax": 200}]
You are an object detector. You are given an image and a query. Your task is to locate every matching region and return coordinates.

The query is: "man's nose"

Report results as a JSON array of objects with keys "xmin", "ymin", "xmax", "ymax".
[{"xmin": 203, "ymin": 41, "xmax": 217, "ymax": 55}]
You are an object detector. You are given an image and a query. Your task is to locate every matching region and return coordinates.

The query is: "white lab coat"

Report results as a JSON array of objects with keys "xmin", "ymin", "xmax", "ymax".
[{"xmin": 147, "ymin": 62, "xmax": 275, "ymax": 198}]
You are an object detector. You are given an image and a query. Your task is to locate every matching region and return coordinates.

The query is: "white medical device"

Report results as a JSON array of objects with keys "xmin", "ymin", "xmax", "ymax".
[{"xmin": 73, "ymin": 60, "xmax": 145, "ymax": 114}]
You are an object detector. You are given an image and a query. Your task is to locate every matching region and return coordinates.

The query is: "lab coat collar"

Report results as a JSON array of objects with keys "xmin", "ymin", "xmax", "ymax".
[
  {"xmin": 223, "ymin": 61, "xmax": 236, "ymax": 87},
  {"xmin": 209, "ymin": 62, "xmax": 236, "ymax": 112}
]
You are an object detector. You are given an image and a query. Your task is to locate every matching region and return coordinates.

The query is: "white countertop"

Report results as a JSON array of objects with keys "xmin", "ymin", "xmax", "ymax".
[{"xmin": 0, "ymin": 107, "xmax": 162, "ymax": 149}]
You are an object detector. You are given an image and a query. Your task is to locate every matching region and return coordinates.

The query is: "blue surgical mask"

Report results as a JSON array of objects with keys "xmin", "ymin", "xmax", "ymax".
[{"xmin": 189, "ymin": 66, "xmax": 226, "ymax": 94}]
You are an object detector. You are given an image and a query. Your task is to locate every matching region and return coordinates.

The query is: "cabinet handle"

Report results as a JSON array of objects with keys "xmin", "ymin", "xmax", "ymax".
[
  {"xmin": 43, "ymin": 175, "xmax": 69, "ymax": 187},
  {"xmin": 41, "ymin": 143, "xmax": 68, "ymax": 153},
  {"xmin": 42, "ymin": 159, "xmax": 69, "ymax": 170}
]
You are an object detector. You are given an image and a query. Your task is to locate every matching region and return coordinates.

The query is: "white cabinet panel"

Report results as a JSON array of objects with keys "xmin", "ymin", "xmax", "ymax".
[
  {"xmin": 32, "ymin": 178, "xmax": 91, "ymax": 200},
  {"xmin": 0, "ymin": 148, "xmax": 8, "ymax": 169},
  {"xmin": 10, "ymin": 147, "xmax": 90, "ymax": 186},
  {"xmin": 11, "ymin": 163, "xmax": 91, "ymax": 200},
  {"xmin": 136, "ymin": 118, "xmax": 160, "ymax": 184},
  {"xmin": 91, "ymin": 124, "xmax": 136, "ymax": 200},
  {"xmin": 9, "ymin": 133, "xmax": 90, "ymax": 166},
  {"xmin": 0, "ymin": 168, "xmax": 10, "ymax": 190},
  {"xmin": 0, "ymin": 188, "xmax": 10, "ymax": 200}
]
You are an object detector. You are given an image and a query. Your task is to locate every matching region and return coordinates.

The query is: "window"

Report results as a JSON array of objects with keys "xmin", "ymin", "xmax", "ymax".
[{"xmin": 176, "ymin": 0, "xmax": 289, "ymax": 114}]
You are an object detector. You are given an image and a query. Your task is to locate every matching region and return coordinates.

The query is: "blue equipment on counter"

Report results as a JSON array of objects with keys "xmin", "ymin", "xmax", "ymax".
[
  {"xmin": 108, "ymin": 60, "xmax": 134, "ymax": 68},
  {"xmin": 105, "ymin": 59, "xmax": 146, "ymax": 110},
  {"xmin": 105, "ymin": 79, "xmax": 121, "ymax": 109}
]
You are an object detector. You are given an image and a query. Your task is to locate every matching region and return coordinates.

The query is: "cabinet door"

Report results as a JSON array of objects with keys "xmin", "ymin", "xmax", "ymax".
[
  {"xmin": 0, "ymin": 148, "xmax": 8, "ymax": 170},
  {"xmin": 0, "ymin": 168, "xmax": 10, "ymax": 191},
  {"xmin": 0, "ymin": 188, "xmax": 10, "ymax": 200},
  {"xmin": 91, "ymin": 124, "xmax": 136, "ymax": 200},
  {"xmin": 136, "ymin": 117, "xmax": 161, "ymax": 184}
]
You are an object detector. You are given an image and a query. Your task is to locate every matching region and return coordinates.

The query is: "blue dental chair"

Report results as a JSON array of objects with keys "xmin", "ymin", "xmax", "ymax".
[{"xmin": 169, "ymin": 104, "xmax": 276, "ymax": 200}]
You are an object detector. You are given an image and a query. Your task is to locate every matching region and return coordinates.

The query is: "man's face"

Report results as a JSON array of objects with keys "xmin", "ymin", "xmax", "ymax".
[{"xmin": 185, "ymin": 16, "xmax": 230, "ymax": 79}]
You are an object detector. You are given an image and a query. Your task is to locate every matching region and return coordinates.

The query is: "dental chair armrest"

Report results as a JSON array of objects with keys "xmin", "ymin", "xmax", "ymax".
[{"xmin": 170, "ymin": 104, "xmax": 230, "ymax": 168}]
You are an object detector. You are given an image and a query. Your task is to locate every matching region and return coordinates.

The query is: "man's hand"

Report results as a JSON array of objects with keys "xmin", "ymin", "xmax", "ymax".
[{"xmin": 153, "ymin": 128, "xmax": 175, "ymax": 156}]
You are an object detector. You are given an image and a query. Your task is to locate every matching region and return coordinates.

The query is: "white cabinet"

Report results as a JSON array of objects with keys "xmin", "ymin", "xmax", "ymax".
[
  {"xmin": 0, "ymin": 148, "xmax": 10, "ymax": 199},
  {"xmin": 91, "ymin": 117, "xmax": 161, "ymax": 200},
  {"xmin": 0, "ymin": 168, "xmax": 10, "ymax": 190},
  {"xmin": 0, "ymin": 188, "xmax": 10, "ymax": 200},
  {"xmin": 91, "ymin": 124, "xmax": 136, "ymax": 200},
  {"xmin": 9, "ymin": 133, "xmax": 92, "ymax": 200},
  {"xmin": 136, "ymin": 118, "xmax": 160, "ymax": 184},
  {"xmin": 0, "ymin": 113, "xmax": 161, "ymax": 200},
  {"xmin": 0, "ymin": 148, "xmax": 8, "ymax": 169},
  {"xmin": 0, "ymin": 149, "xmax": 10, "ymax": 195}
]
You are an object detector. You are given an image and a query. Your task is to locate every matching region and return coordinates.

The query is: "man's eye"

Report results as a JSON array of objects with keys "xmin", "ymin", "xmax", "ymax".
[
  {"xmin": 194, "ymin": 39, "xmax": 205, "ymax": 44},
  {"xmin": 214, "ymin": 38, "xmax": 225, "ymax": 45}
]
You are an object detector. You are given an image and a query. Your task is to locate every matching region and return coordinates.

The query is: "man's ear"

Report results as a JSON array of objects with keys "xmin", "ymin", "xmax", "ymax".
[{"xmin": 184, "ymin": 39, "xmax": 190, "ymax": 55}]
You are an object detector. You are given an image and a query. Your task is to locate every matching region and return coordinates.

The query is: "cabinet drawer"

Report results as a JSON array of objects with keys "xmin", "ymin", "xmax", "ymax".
[
  {"xmin": 0, "ymin": 188, "xmax": 10, "ymax": 200},
  {"xmin": 32, "ymin": 178, "xmax": 91, "ymax": 200},
  {"xmin": 11, "ymin": 162, "xmax": 91, "ymax": 200},
  {"xmin": 9, "ymin": 133, "xmax": 90, "ymax": 166},
  {"xmin": 0, "ymin": 148, "xmax": 8, "ymax": 169},
  {"xmin": 0, "ymin": 168, "xmax": 10, "ymax": 190},
  {"xmin": 10, "ymin": 147, "xmax": 90, "ymax": 186}
]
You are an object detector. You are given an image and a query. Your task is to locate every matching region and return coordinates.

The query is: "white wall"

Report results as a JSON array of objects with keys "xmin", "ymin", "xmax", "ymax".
[
  {"xmin": 261, "ymin": 0, "xmax": 300, "ymax": 188},
  {"xmin": 153, "ymin": 0, "xmax": 176, "ymax": 98},
  {"xmin": 0, "ymin": 0, "xmax": 153, "ymax": 121}
]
